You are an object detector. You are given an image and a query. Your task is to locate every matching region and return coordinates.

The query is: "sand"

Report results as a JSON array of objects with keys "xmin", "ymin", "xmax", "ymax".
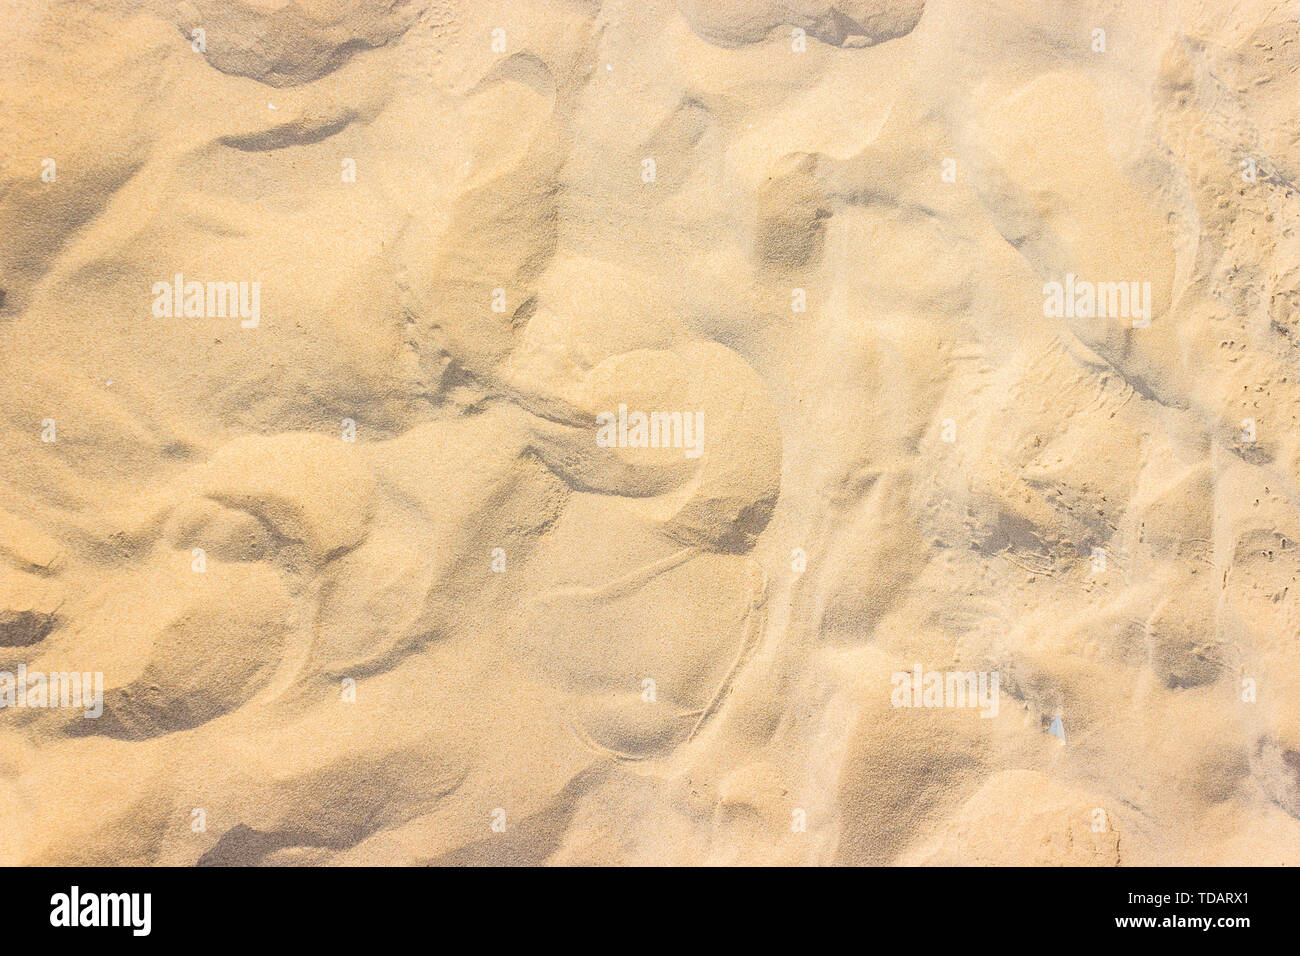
[{"xmin": 0, "ymin": 0, "xmax": 1298, "ymax": 866}]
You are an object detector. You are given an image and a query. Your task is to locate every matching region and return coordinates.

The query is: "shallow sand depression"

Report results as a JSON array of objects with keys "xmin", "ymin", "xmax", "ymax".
[{"xmin": 0, "ymin": 0, "xmax": 1298, "ymax": 865}]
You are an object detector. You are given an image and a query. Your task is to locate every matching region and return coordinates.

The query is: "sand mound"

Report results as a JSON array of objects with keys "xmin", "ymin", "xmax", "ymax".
[
  {"xmin": 677, "ymin": 0, "xmax": 925, "ymax": 47},
  {"xmin": 169, "ymin": 0, "xmax": 420, "ymax": 87}
]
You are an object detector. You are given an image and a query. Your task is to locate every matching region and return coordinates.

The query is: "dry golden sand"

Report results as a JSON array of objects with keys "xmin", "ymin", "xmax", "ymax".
[{"xmin": 1, "ymin": 0, "xmax": 1299, "ymax": 865}]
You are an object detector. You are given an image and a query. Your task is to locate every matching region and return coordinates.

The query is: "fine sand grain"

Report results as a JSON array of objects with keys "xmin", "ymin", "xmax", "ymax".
[{"xmin": 1, "ymin": 0, "xmax": 1298, "ymax": 865}]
